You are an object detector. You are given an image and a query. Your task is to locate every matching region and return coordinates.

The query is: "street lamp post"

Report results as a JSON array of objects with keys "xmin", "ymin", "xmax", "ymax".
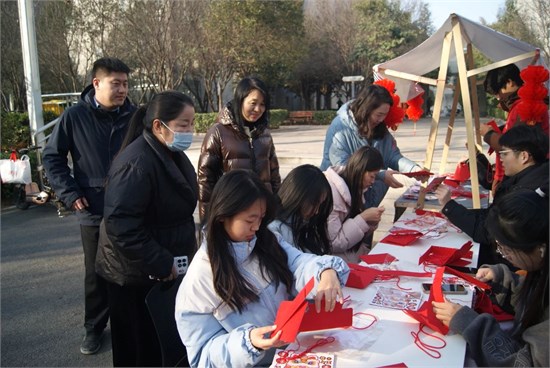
[{"xmin": 342, "ymin": 75, "xmax": 365, "ymax": 99}]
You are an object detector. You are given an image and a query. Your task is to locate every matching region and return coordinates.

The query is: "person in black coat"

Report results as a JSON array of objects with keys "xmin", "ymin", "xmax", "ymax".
[
  {"xmin": 96, "ymin": 91, "xmax": 198, "ymax": 367},
  {"xmin": 435, "ymin": 124, "xmax": 549, "ymax": 266},
  {"xmin": 42, "ymin": 57, "xmax": 136, "ymax": 355}
]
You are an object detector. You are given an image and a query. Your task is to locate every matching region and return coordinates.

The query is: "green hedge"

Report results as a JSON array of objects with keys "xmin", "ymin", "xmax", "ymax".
[
  {"xmin": 313, "ymin": 111, "xmax": 336, "ymax": 125},
  {"xmin": 194, "ymin": 109, "xmax": 287, "ymax": 133},
  {"xmin": 1, "ymin": 110, "xmax": 59, "ymax": 152}
]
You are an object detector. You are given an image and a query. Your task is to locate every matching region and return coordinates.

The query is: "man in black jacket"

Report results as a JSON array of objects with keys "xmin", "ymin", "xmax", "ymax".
[
  {"xmin": 43, "ymin": 57, "xmax": 136, "ymax": 355},
  {"xmin": 435, "ymin": 124, "xmax": 549, "ymax": 266}
]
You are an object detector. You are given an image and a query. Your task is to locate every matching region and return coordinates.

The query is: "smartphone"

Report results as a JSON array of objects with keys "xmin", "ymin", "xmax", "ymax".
[{"xmin": 421, "ymin": 283, "xmax": 467, "ymax": 294}]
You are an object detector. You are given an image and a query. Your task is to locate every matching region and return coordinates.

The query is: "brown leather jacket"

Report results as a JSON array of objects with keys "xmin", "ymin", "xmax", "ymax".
[{"xmin": 198, "ymin": 105, "xmax": 281, "ymax": 220}]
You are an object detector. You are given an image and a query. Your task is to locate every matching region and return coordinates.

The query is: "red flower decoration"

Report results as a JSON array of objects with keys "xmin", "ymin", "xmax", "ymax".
[{"xmin": 406, "ymin": 93, "xmax": 424, "ymax": 121}]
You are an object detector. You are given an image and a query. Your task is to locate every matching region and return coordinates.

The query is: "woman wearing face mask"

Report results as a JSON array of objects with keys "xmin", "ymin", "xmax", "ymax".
[
  {"xmin": 320, "ymin": 84, "xmax": 426, "ymax": 209},
  {"xmin": 96, "ymin": 91, "xmax": 198, "ymax": 367},
  {"xmin": 198, "ymin": 76, "xmax": 281, "ymax": 222},
  {"xmin": 324, "ymin": 146, "xmax": 386, "ymax": 263}
]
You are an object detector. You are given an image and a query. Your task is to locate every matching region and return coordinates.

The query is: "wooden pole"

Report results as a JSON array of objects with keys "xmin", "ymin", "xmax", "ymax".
[{"xmin": 452, "ymin": 18, "xmax": 481, "ymax": 208}]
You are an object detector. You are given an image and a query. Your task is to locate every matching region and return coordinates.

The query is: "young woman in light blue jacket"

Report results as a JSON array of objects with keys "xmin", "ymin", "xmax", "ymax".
[
  {"xmin": 320, "ymin": 84, "xmax": 425, "ymax": 208},
  {"xmin": 268, "ymin": 164, "xmax": 333, "ymax": 255},
  {"xmin": 175, "ymin": 169, "xmax": 349, "ymax": 367}
]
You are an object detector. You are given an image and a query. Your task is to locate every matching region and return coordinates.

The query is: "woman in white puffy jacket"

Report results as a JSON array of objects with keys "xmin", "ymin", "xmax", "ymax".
[
  {"xmin": 175, "ymin": 170, "xmax": 349, "ymax": 367},
  {"xmin": 324, "ymin": 146, "xmax": 386, "ymax": 263}
]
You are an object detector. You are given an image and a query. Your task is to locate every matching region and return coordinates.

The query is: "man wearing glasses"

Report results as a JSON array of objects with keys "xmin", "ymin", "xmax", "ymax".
[{"xmin": 435, "ymin": 124, "xmax": 548, "ymax": 266}]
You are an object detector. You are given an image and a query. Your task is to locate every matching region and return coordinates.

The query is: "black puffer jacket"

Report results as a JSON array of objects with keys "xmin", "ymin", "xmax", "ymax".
[
  {"xmin": 197, "ymin": 103, "xmax": 281, "ymax": 219},
  {"xmin": 96, "ymin": 130, "xmax": 198, "ymax": 286},
  {"xmin": 442, "ymin": 161, "xmax": 548, "ymax": 265}
]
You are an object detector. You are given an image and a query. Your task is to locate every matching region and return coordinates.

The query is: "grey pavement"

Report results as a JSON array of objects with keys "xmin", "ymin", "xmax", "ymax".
[
  {"xmin": 1, "ymin": 117, "xmax": 479, "ymax": 367},
  {"xmin": 186, "ymin": 117, "xmax": 481, "ymax": 242}
]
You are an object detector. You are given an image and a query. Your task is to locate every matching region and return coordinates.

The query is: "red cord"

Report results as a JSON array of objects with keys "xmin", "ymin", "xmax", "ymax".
[{"xmin": 410, "ymin": 324, "xmax": 447, "ymax": 358}]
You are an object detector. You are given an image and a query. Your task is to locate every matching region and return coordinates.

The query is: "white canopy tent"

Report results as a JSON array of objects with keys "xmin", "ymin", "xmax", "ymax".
[{"xmin": 373, "ymin": 13, "xmax": 545, "ymax": 208}]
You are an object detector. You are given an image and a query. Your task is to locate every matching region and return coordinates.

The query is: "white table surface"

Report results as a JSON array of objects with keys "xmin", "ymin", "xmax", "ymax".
[{"xmin": 290, "ymin": 211, "xmax": 480, "ymax": 367}]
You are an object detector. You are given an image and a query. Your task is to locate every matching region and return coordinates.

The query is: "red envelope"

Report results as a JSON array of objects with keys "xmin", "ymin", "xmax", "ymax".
[
  {"xmin": 360, "ymin": 253, "xmax": 397, "ymax": 264},
  {"xmin": 425, "ymin": 175, "xmax": 447, "ymax": 192},
  {"xmin": 401, "ymin": 170, "xmax": 433, "ymax": 178},
  {"xmin": 299, "ymin": 300, "xmax": 353, "ymax": 333},
  {"xmin": 379, "ymin": 232, "xmax": 423, "ymax": 246},
  {"xmin": 271, "ymin": 277, "xmax": 353, "ymax": 343},
  {"xmin": 418, "ymin": 241, "xmax": 473, "ymax": 267}
]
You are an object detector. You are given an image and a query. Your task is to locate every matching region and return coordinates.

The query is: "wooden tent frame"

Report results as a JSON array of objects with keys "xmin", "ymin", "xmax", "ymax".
[{"xmin": 379, "ymin": 15, "xmax": 537, "ymax": 209}]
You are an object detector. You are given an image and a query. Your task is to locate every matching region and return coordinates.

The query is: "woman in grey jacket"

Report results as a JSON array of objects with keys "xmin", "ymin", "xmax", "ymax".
[
  {"xmin": 320, "ymin": 84, "xmax": 425, "ymax": 208},
  {"xmin": 432, "ymin": 189, "xmax": 549, "ymax": 367}
]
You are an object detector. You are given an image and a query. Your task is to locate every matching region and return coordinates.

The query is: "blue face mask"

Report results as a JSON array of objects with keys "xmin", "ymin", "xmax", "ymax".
[{"xmin": 161, "ymin": 121, "xmax": 193, "ymax": 152}]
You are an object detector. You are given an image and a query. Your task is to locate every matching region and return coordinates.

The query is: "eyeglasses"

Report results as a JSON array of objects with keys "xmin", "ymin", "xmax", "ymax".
[
  {"xmin": 495, "ymin": 240, "xmax": 514, "ymax": 259},
  {"xmin": 498, "ymin": 149, "xmax": 517, "ymax": 156}
]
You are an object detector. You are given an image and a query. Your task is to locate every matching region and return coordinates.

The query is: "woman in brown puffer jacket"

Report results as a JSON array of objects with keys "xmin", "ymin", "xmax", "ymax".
[{"xmin": 198, "ymin": 76, "xmax": 281, "ymax": 221}]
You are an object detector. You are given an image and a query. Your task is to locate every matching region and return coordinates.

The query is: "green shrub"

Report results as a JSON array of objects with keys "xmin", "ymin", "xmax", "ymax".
[
  {"xmin": 1, "ymin": 110, "xmax": 60, "ymax": 153},
  {"xmin": 1, "ymin": 112, "xmax": 30, "ymax": 152},
  {"xmin": 313, "ymin": 111, "xmax": 336, "ymax": 125},
  {"xmin": 194, "ymin": 112, "xmax": 218, "ymax": 133},
  {"xmin": 269, "ymin": 109, "xmax": 287, "ymax": 129}
]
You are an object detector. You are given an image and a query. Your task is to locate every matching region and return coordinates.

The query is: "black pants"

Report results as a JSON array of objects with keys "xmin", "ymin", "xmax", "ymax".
[
  {"xmin": 106, "ymin": 281, "xmax": 162, "ymax": 367},
  {"xmin": 80, "ymin": 225, "xmax": 109, "ymax": 334}
]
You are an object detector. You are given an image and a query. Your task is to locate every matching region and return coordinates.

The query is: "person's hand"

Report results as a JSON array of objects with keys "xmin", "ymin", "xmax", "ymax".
[
  {"xmin": 72, "ymin": 197, "xmax": 89, "ymax": 211},
  {"xmin": 476, "ymin": 267, "xmax": 494, "ymax": 282},
  {"xmin": 435, "ymin": 185, "xmax": 452, "ymax": 206},
  {"xmin": 314, "ymin": 269, "xmax": 343, "ymax": 313},
  {"xmin": 360, "ymin": 206, "xmax": 385, "ymax": 222},
  {"xmin": 161, "ymin": 265, "xmax": 178, "ymax": 282},
  {"xmin": 432, "ymin": 299, "xmax": 463, "ymax": 327},
  {"xmin": 250, "ymin": 325, "xmax": 286, "ymax": 350},
  {"xmin": 384, "ymin": 170, "xmax": 404, "ymax": 188},
  {"xmin": 479, "ymin": 122, "xmax": 493, "ymax": 137}
]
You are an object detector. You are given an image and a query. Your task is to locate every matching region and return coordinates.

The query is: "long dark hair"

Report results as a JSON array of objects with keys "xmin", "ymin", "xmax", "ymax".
[
  {"xmin": 483, "ymin": 63, "xmax": 523, "ymax": 95},
  {"xmin": 350, "ymin": 84, "xmax": 393, "ymax": 139},
  {"xmin": 340, "ymin": 146, "xmax": 384, "ymax": 217},
  {"xmin": 275, "ymin": 164, "xmax": 333, "ymax": 255},
  {"xmin": 487, "ymin": 189, "xmax": 549, "ymax": 332},
  {"xmin": 205, "ymin": 169, "xmax": 293, "ymax": 313},
  {"xmin": 121, "ymin": 90, "xmax": 195, "ymax": 151},
  {"xmin": 231, "ymin": 76, "xmax": 271, "ymax": 127}
]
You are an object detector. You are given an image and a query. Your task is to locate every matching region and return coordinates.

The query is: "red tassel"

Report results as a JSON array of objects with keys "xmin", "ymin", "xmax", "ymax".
[{"xmin": 406, "ymin": 94, "xmax": 424, "ymax": 121}]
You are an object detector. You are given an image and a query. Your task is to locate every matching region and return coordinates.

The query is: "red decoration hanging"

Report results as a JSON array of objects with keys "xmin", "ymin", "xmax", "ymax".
[
  {"xmin": 406, "ymin": 93, "xmax": 424, "ymax": 121},
  {"xmin": 516, "ymin": 65, "xmax": 549, "ymax": 125},
  {"xmin": 374, "ymin": 79, "xmax": 406, "ymax": 130}
]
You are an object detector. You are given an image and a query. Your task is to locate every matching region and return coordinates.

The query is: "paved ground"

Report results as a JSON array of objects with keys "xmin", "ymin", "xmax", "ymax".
[
  {"xmin": 186, "ymin": 117, "xmax": 480, "ymax": 241},
  {"xmin": 1, "ymin": 117, "xmax": 480, "ymax": 367}
]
